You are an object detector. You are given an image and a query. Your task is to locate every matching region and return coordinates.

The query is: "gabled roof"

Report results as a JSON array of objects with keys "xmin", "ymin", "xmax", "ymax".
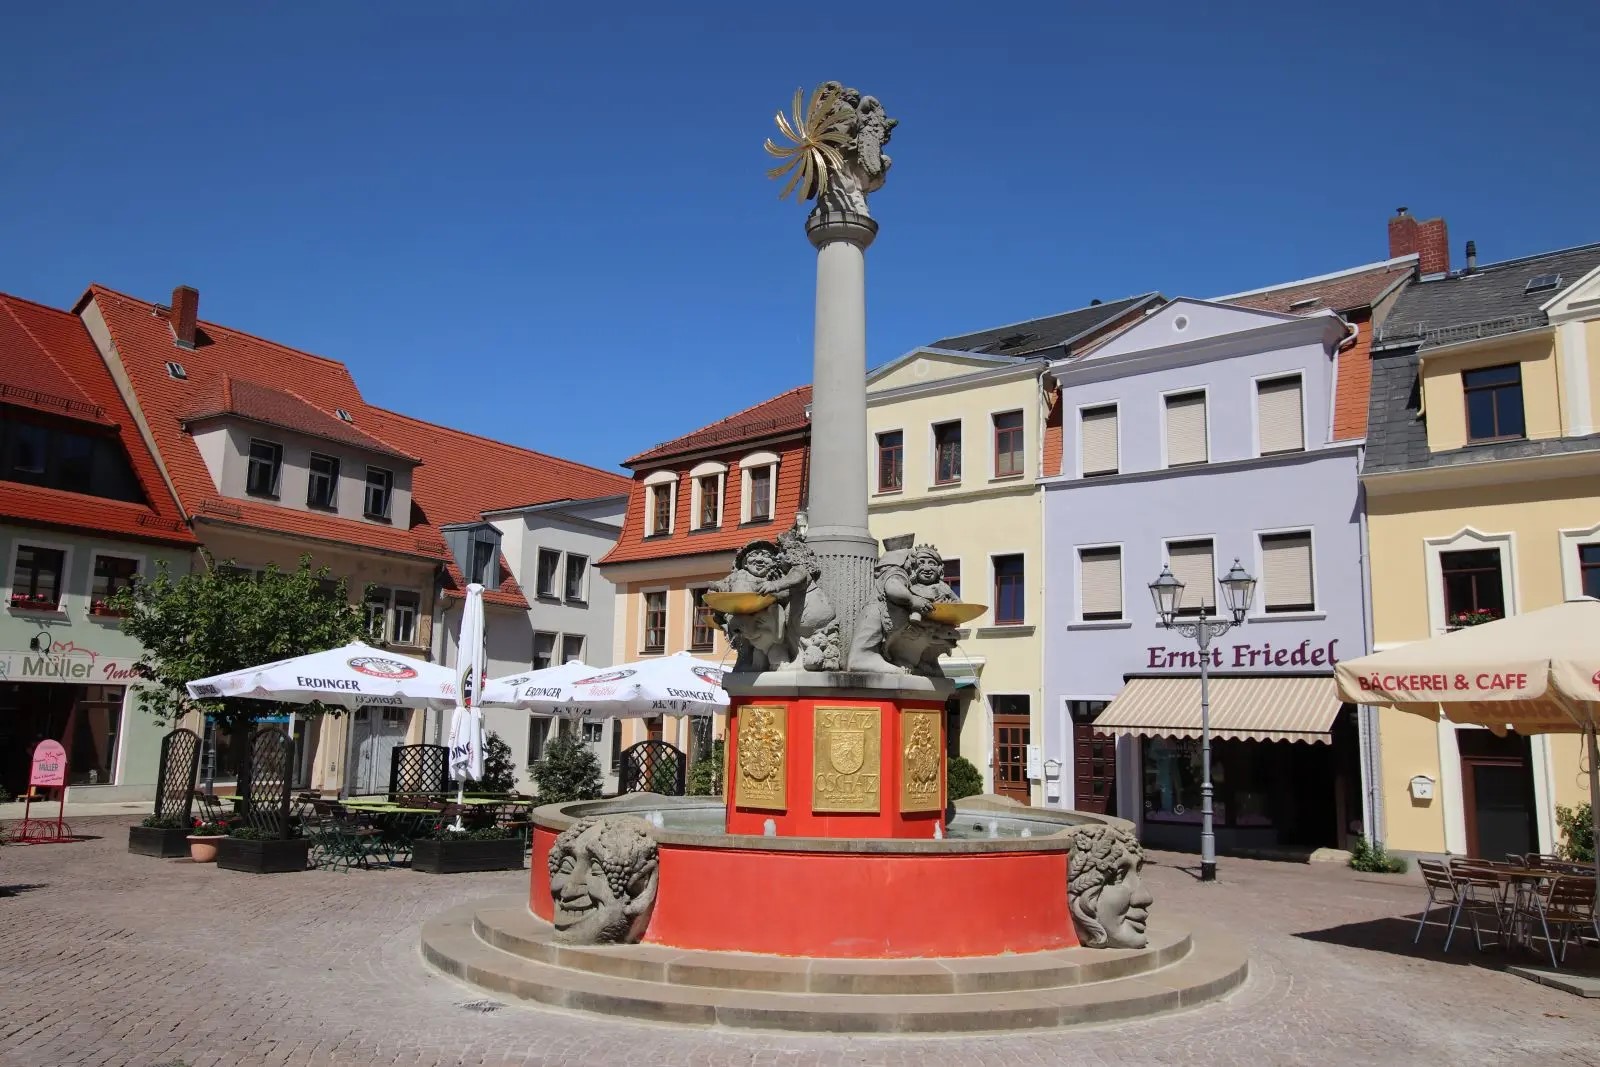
[
  {"xmin": 926, "ymin": 293, "xmax": 1162, "ymax": 358},
  {"xmin": 0, "ymin": 291, "xmax": 195, "ymax": 546},
  {"xmin": 182, "ymin": 376, "xmax": 419, "ymax": 462},
  {"xmin": 625, "ymin": 385, "xmax": 811, "ymax": 467},
  {"xmin": 1212, "ymin": 255, "xmax": 1416, "ymax": 315}
]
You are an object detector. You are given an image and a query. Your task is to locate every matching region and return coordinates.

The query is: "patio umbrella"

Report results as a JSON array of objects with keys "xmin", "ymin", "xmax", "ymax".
[
  {"xmin": 186, "ymin": 640, "xmax": 458, "ymax": 710},
  {"xmin": 447, "ymin": 583, "xmax": 488, "ymax": 794},
  {"xmin": 1335, "ymin": 598, "xmax": 1600, "ymax": 881},
  {"xmin": 480, "ymin": 659, "xmax": 595, "ymax": 709},
  {"xmin": 559, "ymin": 652, "xmax": 729, "ymax": 719}
]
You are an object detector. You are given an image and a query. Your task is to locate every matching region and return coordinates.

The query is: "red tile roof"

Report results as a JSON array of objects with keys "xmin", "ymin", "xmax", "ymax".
[
  {"xmin": 1219, "ymin": 260, "xmax": 1413, "ymax": 316},
  {"xmin": 624, "ymin": 386, "xmax": 811, "ymax": 466},
  {"xmin": 183, "ymin": 376, "xmax": 419, "ymax": 462},
  {"xmin": 0, "ymin": 292, "xmax": 195, "ymax": 546}
]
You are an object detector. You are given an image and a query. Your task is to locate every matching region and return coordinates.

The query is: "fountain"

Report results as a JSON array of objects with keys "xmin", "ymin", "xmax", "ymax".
[{"xmin": 423, "ymin": 82, "xmax": 1246, "ymax": 1031}]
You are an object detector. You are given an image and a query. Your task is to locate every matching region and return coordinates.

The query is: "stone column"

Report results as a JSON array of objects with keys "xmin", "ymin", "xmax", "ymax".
[{"xmin": 803, "ymin": 208, "xmax": 879, "ymax": 668}]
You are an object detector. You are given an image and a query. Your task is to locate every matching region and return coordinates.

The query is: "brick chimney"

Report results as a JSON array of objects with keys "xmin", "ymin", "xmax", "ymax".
[
  {"xmin": 1387, "ymin": 207, "xmax": 1450, "ymax": 276},
  {"xmin": 170, "ymin": 285, "xmax": 199, "ymax": 349}
]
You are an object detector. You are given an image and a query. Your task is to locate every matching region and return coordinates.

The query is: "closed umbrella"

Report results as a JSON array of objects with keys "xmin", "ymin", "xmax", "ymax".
[
  {"xmin": 1335, "ymin": 598, "xmax": 1600, "ymax": 881},
  {"xmin": 446, "ymin": 583, "xmax": 487, "ymax": 828}
]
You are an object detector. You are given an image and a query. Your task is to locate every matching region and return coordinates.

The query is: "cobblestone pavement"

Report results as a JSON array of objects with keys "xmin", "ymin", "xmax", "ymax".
[{"xmin": 1, "ymin": 817, "xmax": 1595, "ymax": 1067}]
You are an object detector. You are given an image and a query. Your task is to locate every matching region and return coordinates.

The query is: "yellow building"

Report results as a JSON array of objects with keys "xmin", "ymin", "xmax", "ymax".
[{"xmin": 1364, "ymin": 242, "xmax": 1600, "ymax": 857}]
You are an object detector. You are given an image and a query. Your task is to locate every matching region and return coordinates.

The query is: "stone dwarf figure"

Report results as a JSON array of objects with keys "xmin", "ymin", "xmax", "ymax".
[
  {"xmin": 711, "ymin": 527, "xmax": 839, "ymax": 673},
  {"xmin": 847, "ymin": 541, "xmax": 960, "ymax": 676},
  {"xmin": 1067, "ymin": 823, "xmax": 1154, "ymax": 949},
  {"xmin": 547, "ymin": 815, "xmax": 659, "ymax": 944}
]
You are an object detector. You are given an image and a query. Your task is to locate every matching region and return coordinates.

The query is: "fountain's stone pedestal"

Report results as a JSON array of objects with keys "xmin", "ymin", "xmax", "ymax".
[{"xmin": 722, "ymin": 671, "xmax": 950, "ymax": 839}]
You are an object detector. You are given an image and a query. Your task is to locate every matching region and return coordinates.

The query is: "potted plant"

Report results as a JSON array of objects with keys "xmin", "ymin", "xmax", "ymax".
[
  {"xmin": 216, "ymin": 825, "xmax": 311, "ymax": 874},
  {"xmin": 129, "ymin": 815, "xmax": 193, "ymax": 858},
  {"xmin": 89, "ymin": 598, "xmax": 126, "ymax": 618},
  {"xmin": 9, "ymin": 592, "xmax": 57, "ymax": 611},
  {"xmin": 412, "ymin": 824, "xmax": 524, "ymax": 875},
  {"xmin": 186, "ymin": 821, "xmax": 230, "ymax": 863}
]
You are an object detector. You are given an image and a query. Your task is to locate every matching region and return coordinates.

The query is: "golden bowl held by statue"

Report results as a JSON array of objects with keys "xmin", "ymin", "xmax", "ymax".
[
  {"xmin": 925, "ymin": 601, "xmax": 988, "ymax": 625},
  {"xmin": 702, "ymin": 591, "xmax": 777, "ymax": 615}
]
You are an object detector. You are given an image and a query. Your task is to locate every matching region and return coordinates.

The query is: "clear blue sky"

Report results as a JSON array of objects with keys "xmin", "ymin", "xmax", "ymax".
[{"xmin": 5, "ymin": 4, "xmax": 1597, "ymax": 472}]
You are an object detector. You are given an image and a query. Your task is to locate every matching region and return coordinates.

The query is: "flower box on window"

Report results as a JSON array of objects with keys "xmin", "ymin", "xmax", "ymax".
[
  {"xmin": 1448, "ymin": 609, "xmax": 1500, "ymax": 630},
  {"xmin": 9, "ymin": 593, "xmax": 59, "ymax": 611},
  {"xmin": 89, "ymin": 599, "xmax": 127, "ymax": 618}
]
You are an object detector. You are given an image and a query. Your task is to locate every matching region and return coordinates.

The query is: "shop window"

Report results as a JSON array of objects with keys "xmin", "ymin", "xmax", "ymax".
[
  {"xmin": 11, "ymin": 544, "xmax": 65, "ymax": 610},
  {"xmin": 1442, "ymin": 548, "xmax": 1504, "ymax": 626},
  {"xmin": 1463, "ymin": 364, "xmax": 1525, "ymax": 442},
  {"xmin": 565, "ymin": 554, "xmax": 588, "ymax": 602},
  {"xmin": 1259, "ymin": 532, "xmax": 1314, "ymax": 613},
  {"xmin": 1143, "ymin": 737, "xmax": 1203, "ymax": 823},
  {"xmin": 203, "ymin": 718, "xmax": 248, "ymax": 782},
  {"xmin": 533, "ymin": 631, "xmax": 557, "ymax": 670},
  {"xmin": 1080, "ymin": 403, "xmax": 1119, "ymax": 477},
  {"xmin": 536, "ymin": 548, "xmax": 561, "ymax": 598},
  {"xmin": 992, "ymin": 554, "xmax": 1025, "ymax": 625},
  {"xmin": 942, "ymin": 558, "xmax": 961, "ymax": 601},
  {"xmin": 1166, "ymin": 538, "xmax": 1215, "ymax": 616},
  {"xmin": 1581, "ymin": 544, "xmax": 1600, "ymax": 600},
  {"xmin": 1256, "ymin": 375, "xmax": 1305, "ymax": 455},
  {"xmin": 583, "ymin": 721, "xmax": 604, "ymax": 745},
  {"xmin": 91, "ymin": 555, "xmax": 139, "ymax": 615},
  {"xmin": 689, "ymin": 587, "xmax": 716, "ymax": 651},
  {"xmin": 561, "ymin": 634, "xmax": 585, "ymax": 665},
  {"xmin": 611, "ymin": 723, "xmax": 623, "ymax": 771},
  {"xmin": 643, "ymin": 592, "xmax": 667, "ymax": 653},
  {"xmin": 877, "ymin": 430, "xmax": 903, "ymax": 492},
  {"xmin": 993, "ymin": 410, "xmax": 1024, "ymax": 477},
  {"xmin": 69, "ymin": 686, "xmax": 124, "ymax": 785},
  {"xmin": 1078, "ymin": 546, "xmax": 1123, "ymax": 621},
  {"xmin": 933, "ymin": 421, "xmax": 962, "ymax": 484},
  {"xmin": 307, "ymin": 452, "xmax": 340, "ymax": 509},
  {"xmin": 1164, "ymin": 391, "xmax": 1209, "ymax": 467},
  {"xmin": 246, "ymin": 438, "xmax": 282, "ymax": 497},
  {"xmin": 364, "ymin": 466, "xmax": 393, "ymax": 519}
]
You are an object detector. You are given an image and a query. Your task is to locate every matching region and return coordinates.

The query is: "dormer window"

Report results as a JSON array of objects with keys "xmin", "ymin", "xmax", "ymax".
[
  {"xmin": 689, "ymin": 461, "xmax": 727, "ymax": 531},
  {"xmin": 643, "ymin": 471, "xmax": 677, "ymax": 536},
  {"xmin": 444, "ymin": 523, "xmax": 502, "ymax": 591},
  {"xmin": 307, "ymin": 452, "xmax": 340, "ymax": 510},
  {"xmin": 469, "ymin": 539, "xmax": 495, "ymax": 585},
  {"xmin": 364, "ymin": 466, "xmax": 393, "ymax": 520},
  {"xmin": 246, "ymin": 439, "xmax": 282, "ymax": 498},
  {"xmin": 739, "ymin": 451, "xmax": 779, "ymax": 524}
]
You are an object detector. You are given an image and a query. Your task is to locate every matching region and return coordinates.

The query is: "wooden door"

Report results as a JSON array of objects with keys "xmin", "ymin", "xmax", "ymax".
[
  {"xmin": 1070, "ymin": 701, "xmax": 1117, "ymax": 815},
  {"xmin": 1458, "ymin": 731, "xmax": 1537, "ymax": 860},
  {"xmin": 992, "ymin": 714, "xmax": 1031, "ymax": 804}
]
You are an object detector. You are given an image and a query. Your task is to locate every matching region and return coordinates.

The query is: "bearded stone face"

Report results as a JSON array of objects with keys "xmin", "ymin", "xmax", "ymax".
[{"xmin": 548, "ymin": 816, "xmax": 658, "ymax": 944}]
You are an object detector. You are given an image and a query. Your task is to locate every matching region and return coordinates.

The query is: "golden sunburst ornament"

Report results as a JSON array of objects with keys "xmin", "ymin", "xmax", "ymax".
[{"xmin": 764, "ymin": 84, "xmax": 849, "ymax": 203}]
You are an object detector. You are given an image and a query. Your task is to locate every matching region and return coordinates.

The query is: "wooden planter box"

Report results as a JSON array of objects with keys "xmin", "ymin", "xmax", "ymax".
[
  {"xmin": 216, "ymin": 836, "xmax": 311, "ymax": 874},
  {"xmin": 411, "ymin": 836, "xmax": 524, "ymax": 874},
  {"xmin": 128, "ymin": 825, "xmax": 191, "ymax": 858}
]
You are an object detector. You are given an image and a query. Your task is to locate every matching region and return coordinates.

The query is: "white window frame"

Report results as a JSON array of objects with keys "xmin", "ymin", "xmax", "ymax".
[
  {"xmin": 7, "ymin": 537, "xmax": 75, "ymax": 616},
  {"xmin": 245, "ymin": 437, "xmax": 283, "ymax": 497},
  {"xmin": 306, "ymin": 451, "xmax": 340, "ymax": 510},
  {"xmin": 1072, "ymin": 540, "xmax": 1128, "ymax": 627},
  {"xmin": 639, "ymin": 586, "xmax": 670, "ymax": 654},
  {"xmin": 1076, "ymin": 400, "xmax": 1121, "ymax": 479},
  {"xmin": 875, "ymin": 427, "xmax": 905, "ymax": 495},
  {"xmin": 989, "ymin": 550, "xmax": 1027, "ymax": 627},
  {"xmin": 689, "ymin": 461, "xmax": 728, "ymax": 531},
  {"xmin": 643, "ymin": 470, "xmax": 677, "ymax": 536},
  {"xmin": 88, "ymin": 550, "xmax": 144, "ymax": 616},
  {"xmin": 1250, "ymin": 371, "xmax": 1308, "ymax": 458},
  {"xmin": 532, "ymin": 629, "xmax": 559, "ymax": 670},
  {"xmin": 563, "ymin": 552, "xmax": 589, "ymax": 604},
  {"xmin": 739, "ymin": 451, "xmax": 779, "ymax": 524},
  {"xmin": 1159, "ymin": 386, "xmax": 1211, "ymax": 470},
  {"xmin": 1423, "ymin": 527, "xmax": 1518, "ymax": 635},
  {"xmin": 930, "ymin": 418, "xmax": 964, "ymax": 487},
  {"xmin": 559, "ymin": 632, "xmax": 586, "ymax": 666},
  {"xmin": 686, "ymin": 585, "xmax": 717, "ymax": 652},
  {"xmin": 390, "ymin": 587, "xmax": 422, "ymax": 647},
  {"xmin": 1250, "ymin": 525, "xmax": 1321, "ymax": 620},
  {"xmin": 1160, "ymin": 533, "xmax": 1219, "ymax": 618},
  {"xmin": 534, "ymin": 546, "xmax": 562, "ymax": 600},
  {"xmin": 989, "ymin": 406, "xmax": 1026, "ymax": 481},
  {"xmin": 1557, "ymin": 521, "xmax": 1600, "ymax": 599},
  {"xmin": 363, "ymin": 465, "xmax": 394, "ymax": 520}
]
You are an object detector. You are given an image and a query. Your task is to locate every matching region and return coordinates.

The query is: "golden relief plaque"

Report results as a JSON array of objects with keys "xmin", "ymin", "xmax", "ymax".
[
  {"xmin": 900, "ymin": 709, "xmax": 943, "ymax": 813},
  {"xmin": 812, "ymin": 705, "xmax": 881, "ymax": 812},
  {"xmin": 735, "ymin": 704, "xmax": 787, "ymax": 810}
]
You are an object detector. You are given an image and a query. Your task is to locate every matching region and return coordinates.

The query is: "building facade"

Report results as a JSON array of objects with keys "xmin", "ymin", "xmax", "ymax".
[
  {"xmin": 0, "ymin": 292, "xmax": 197, "ymax": 802},
  {"xmin": 1042, "ymin": 298, "xmax": 1373, "ymax": 853},
  {"xmin": 1364, "ymin": 238, "xmax": 1600, "ymax": 859}
]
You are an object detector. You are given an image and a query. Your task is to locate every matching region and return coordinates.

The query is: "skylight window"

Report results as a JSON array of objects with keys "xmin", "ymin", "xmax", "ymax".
[
  {"xmin": 1525, "ymin": 273, "xmax": 1563, "ymax": 295},
  {"xmin": 165, "ymin": 361, "xmax": 187, "ymax": 380},
  {"xmin": 1288, "ymin": 297, "xmax": 1321, "ymax": 310},
  {"xmin": 335, "ymin": 408, "xmax": 353, "ymax": 422}
]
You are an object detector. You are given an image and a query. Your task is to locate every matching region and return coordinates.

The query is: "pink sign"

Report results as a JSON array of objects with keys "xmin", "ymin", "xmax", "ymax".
[{"xmin": 30, "ymin": 740, "xmax": 66, "ymax": 787}]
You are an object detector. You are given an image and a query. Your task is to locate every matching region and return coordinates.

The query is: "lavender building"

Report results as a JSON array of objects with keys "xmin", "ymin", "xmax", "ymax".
[{"xmin": 1041, "ymin": 299, "xmax": 1374, "ymax": 854}]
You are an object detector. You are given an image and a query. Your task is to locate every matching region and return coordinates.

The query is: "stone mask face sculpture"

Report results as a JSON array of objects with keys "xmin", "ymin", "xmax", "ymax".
[
  {"xmin": 547, "ymin": 815, "xmax": 659, "ymax": 944},
  {"xmin": 1067, "ymin": 824, "xmax": 1154, "ymax": 949},
  {"xmin": 911, "ymin": 549, "xmax": 944, "ymax": 586}
]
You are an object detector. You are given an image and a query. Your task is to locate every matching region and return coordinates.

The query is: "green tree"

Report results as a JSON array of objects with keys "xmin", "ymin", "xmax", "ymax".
[
  {"xmin": 947, "ymin": 756, "xmax": 984, "ymax": 801},
  {"xmin": 532, "ymin": 730, "xmax": 602, "ymax": 804},
  {"xmin": 687, "ymin": 739, "xmax": 725, "ymax": 796},
  {"xmin": 113, "ymin": 554, "xmax": 365, "ymax": 747},
  {"xmin": 1556, "ymin": 803, "xmax": 1594, "ymax": 863},
  {"xmin": 473, "ymin": 731, "xmax": 518, "ymax": 793}
]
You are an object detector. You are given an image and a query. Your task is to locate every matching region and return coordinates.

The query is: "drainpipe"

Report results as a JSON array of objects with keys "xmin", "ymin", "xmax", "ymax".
[{"xmin": 1356, "ymin": 468, "xmax": 1386, "ymax": 845}]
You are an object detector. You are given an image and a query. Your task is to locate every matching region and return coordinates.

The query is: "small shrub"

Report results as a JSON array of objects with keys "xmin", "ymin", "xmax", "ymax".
[
  {"xmin": 228, "ymin": 826, "xmax": 275, "ymax": 840},
  {"xmin": 532, "ymin": 731, "xmax": 602, "ymax": 804},
  {"xmin": 1348, "ymin": 836, "xmax": 1408, "ymax": 874},
  {"xmin": 418, "ymin": 824, "xmax": 513, "ymax": 841},
  {"xmin": 1555, "ymin": 803, "xmax": 1594, "ymax": 863},
  {"xmin": 469, "ymin": 731, "xmax": 518, "ymax": 794},
  {"xmin": 947, "ymin": 756, "xmax": 983, "ymax": 801},
  {"xmin": 687, "ymin": 740, "xmax": 725, "ymax": 796},
  {"xmin": 189, "ymin": 822, "xmax": 229, "ymax": 837},
  {"xmin": 647, "ymin": 757, "xmax": 680, "ymax": 794},
  {"xmin": 141, "ymin": 815, "xmax": 185, "ymax": 829}
]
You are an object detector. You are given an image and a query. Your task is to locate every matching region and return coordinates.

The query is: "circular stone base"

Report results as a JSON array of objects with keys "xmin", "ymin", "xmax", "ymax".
[{"xmin": 421, "ymin": 897, "xmax": 1249, "ymax": 1034}]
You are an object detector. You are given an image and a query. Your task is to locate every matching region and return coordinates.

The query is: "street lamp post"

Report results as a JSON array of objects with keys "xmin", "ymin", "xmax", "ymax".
[{"xmin": 1149, "ymin": 558, "xmax": 1256, "ymax": 883}]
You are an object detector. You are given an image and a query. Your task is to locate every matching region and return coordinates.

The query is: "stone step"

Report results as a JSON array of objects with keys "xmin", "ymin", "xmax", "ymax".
[
  {"xmin": 469, "ymin": 898, "xmax": 1192, "ymax": 995},
  {"xmin": 421, "ymin": 901, "xmax": 1249, "ymax": 1034}
]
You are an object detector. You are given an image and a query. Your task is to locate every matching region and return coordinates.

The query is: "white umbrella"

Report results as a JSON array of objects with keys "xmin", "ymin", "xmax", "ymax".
[
  {"xmin": 560, "ymin": 652, "xmax": 729, "ymax": 719},
  {"xmin": 447, "ymin": 583, "xmax": 488, "ymax": 790},
  {"xmin": 186, "ymin": 640, "xmax": 458, "ymax": 710},
  {"xmin": 480, "ymin": 659, "xmax": 595, "ymax": 709}
]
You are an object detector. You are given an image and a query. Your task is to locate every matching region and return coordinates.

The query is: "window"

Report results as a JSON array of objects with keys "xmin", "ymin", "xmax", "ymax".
[
  {"xmin": 11, "ymin": 545, "xmax": 65, "ymax": 609},
  {"xmin": 365, "ymin": 587, "xmax": 391, "ymax": 641},
  {"xmin": 1078, "ymin": 547, "xmax": 1123, "ymax": 621},
  {"xmin": 8, "ymin": 422, "xmax": 46, "ymax": 477},
  {"xmin": 1256, "ymin": 375, "xmax": 1304, "ymax": 455},
  {"xmin": 203, "ymin": 717, "xmax": 248, "ymax": 782},
  {"xmin": 942, "ymin": 559, "xmax": 961, "ymax": 601},
  {"xmin": 749, "ymin": 467, "xmax": 773, "ymax": 522},
  {"xmin": 993, "ymin": 411, "xmax": 1024, "ymax": 477},
  {"xmin": 307, "ymin": 452, "xmax": 340, "ymax": 509},
  {"xmin": 246, "ymin": 439, "xmax": 282, "ymax": 497},
  {"xmin": 392, "ymin": 590, "xmax": 419, "ymax": 645},
  {"xmin": 1, "ymin": 417, "xmax": 143, "ymax": 501},
  {"xmin": 532, "ymin": 631, "xmax": 557, "ymax": 670},
  {"xmin": 364, "ymin": 466, "xmax": 393, "ymax": 519},
  {"xmin": 1260, "ymin": 532, "xmax": 1314, "ymax": 613},
  {"xmin": 1166, "ymin": 539, "xmax": 1215, "ymax": 616},
  {"xmin": 696, "ymin": 475, "xmax": 721, "ymax": 528},
  {"xmin": 1441, "ymin": 548, "xmax": 1505, "ymax": 625},
  {"xmin": 611, "ymin": 724, "xmax": 623, "ymax": 771},
  {"xmin": 690, "ymin": 586, "xmax": 716, "ymax": 651},
  {"xmin": 536, "ymin": 548, "xmax": 561, "ymax": 599},
  {"xmin": 877, "ymin": 430, "xmax": 904, "ymax": 492},
  {"xmin": 643, "ymin": 591, "xmax": 667, "ymax": 653},
  {"xmin": 561, "ymin": 634, "xmax": 585, "ymax": 665},
  {"xmin": 993, "ymin": 554, "xmax": 1025, "ymax": 625},
  {"xmin": 1464, "ymin": 364, "xmax": 1525, "ymax": 442},
  {"xmin": 1582, "ymin": 544, "xmax": 1600, "ymax": 600},
  {"xmin": 1164, "ymin": 391, "xmax": 1209, "ymax": 467},
  {"xmin": 564, "ymin": 554, "xmax": 587, "ymax": 602},
  {"xmin": 469, "ymin": 539, "xmax": 495, "ymax": 585},
  {"xmin": 933, "ymin": 421, "xmax": 962, "ymax": 484},
  {"xmin": 528, "ymin": 717, "xmax": 552, "ymax": 764},
  {"xmin": 1080, "ymin": 404, "xmax": 1119, "ymax": 477},
  {"xmin": 583, "ymin": 721, "xmax": 604, "ymax": 745},
  {"xmin": 91, "ymin": 555, "xmax": 138, "ymax": 613},
  {"xmin": 649, "ymin": 482, "xmax": 674, "ymax": 535}
]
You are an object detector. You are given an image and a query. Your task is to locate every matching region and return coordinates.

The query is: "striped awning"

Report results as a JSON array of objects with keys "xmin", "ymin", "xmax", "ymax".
[{"xmin": 1093, "ymin": 675, "xmax": 1343, "ymax": 744}]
